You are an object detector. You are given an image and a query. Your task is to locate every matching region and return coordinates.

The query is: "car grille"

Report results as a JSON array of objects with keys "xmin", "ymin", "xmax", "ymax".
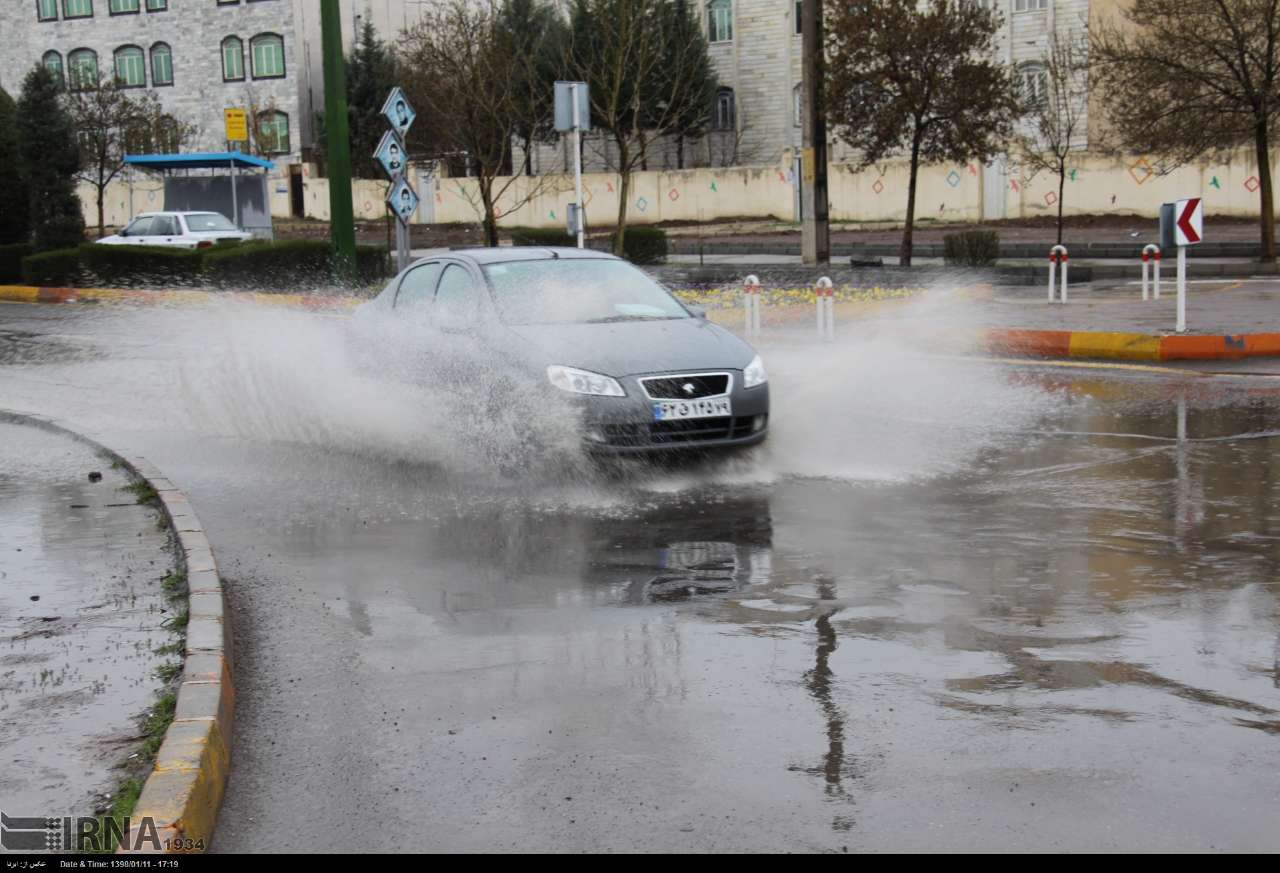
[
  {"xmin": 640, "ymin": 373, "xmax": 730, "ymax": 399},
  {"xmin": 601, "ymin": 415, "xmax": 761, "ymax": 447}
]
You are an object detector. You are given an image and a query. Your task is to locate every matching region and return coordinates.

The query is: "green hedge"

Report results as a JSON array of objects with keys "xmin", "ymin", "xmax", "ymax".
[
  {"xmin": 202, "ymin": 240, "xmax": 388, "ymax": 290},
  {"xmin": 16, "ymin": 240, "xmax": 390, "ymax": 291},
  {"xmin": 0, "ymin": 243, "xmax": 34, "ymax": 284},
  {"xmin": 612, "ymin": 226, "xmax": 668, "ymax": 265},
  {"xmin": 509, "ymin": 227, "xmax": 576, "ymax": 247},
  {"xmin": 21, "ymin": 248, "xmax": 82, "ymax": 287},
  {"xmin": 79, "ymin": 243, "xmax": 205, "ymax": 287},
  {"xmin": 942, "ymin": 230, "xmax": 1000, "ymax": 266}
]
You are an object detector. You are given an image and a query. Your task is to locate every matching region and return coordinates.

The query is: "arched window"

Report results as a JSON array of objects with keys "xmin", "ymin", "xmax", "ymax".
[
  {"xmin": 43, "ymin": 50, "xmax": 64, "ymax": 86},
  {"xmin": 123, "ymin": 118, "xmax": 152, "ymax": 155},
  {"xmin": 707, "ymin": 0, "xmax": 732, "ymax": 43},
  {"xmin": 793, "ymin": 83, "xmax": 802, "ymax": 127},
  {"xmin": 1018, "ymin": 62, "xmax": 1048, "ymax": 108},
  {"xmin": 38, "ymin": 0, "xmax": 59, "ymax": 21},
  {"xmin": 67, "ymin": 48, "xmax": 98, "ymax": 90},
  {"xmin": 150, "ymin": 42, "xmax": 172, "ymax": 85},
  {"xmin": 714, "ymin": 88, "xmax": 735, "ymax": 131},
  {"xmin": 249, "ymin": 33, "xmax": 285, "ymax": 79},
  {"xmin": 255, "ymin": 110, "xmax": 289, "ymax": 154},
  {"xmin": 221, "ymin": 36, "xmax": 244, "ymax": 81},
  {"xmin": 114, "ymin": 45, "xmax": 146, "ymax": 87},
  {"xmin": 63, "ymin": 0, "xmax": 93, "ymax": 19}
]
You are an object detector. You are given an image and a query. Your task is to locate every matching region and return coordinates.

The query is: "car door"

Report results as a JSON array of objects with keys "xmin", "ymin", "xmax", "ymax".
[
  {"xmin": 428, "ymin": 262, "xmax": 489, "ymax": 394},
  {"xmin": 374, "ymin": 260, "xmax": 442, "ymax": 381},
  {"xmin": 119, "ymin": 216, "xmax": 154, "ymax": 245},
  {"xmin": 148, "ymin": 214, "xmax": 181, "ymax": 247}
]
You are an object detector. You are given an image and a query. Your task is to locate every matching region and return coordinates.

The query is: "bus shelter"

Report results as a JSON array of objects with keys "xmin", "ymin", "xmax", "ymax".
[{"xmin": 123, "ymin": 151, "xmax": 276, "ymax": 239}]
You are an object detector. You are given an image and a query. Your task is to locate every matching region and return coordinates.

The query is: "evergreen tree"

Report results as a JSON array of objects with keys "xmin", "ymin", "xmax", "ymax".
[
  {"xmin": 497, "ymin": 0, "xmax": 566, "ymax": 175},
  {"xmin": 656, "ymin": 0, "xmax": 717, "ymax": 170},
  {"xmin": 17, "ymin": 65, "xmax": 83, "ymax": 251},
  {"xmin": 0, "ymin": 85, "xmax": 31, "ymax": 245},
  {"xmin": 346, "ymin": 20, "xmax": 398, "ymax": 179}
]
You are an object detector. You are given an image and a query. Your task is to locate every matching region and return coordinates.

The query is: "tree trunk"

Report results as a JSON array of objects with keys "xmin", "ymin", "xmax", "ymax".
[
  {"xmin": 900, "ymin": 138, "xmax": 922, "ymax": 267},
  {"xmin": 522, "ymin": 135, "xmax": 533, "ymax": 177},
  {"xmin": 676, "ymin": 134, "xmax": 684, "ymax": 170},
  {"xmin": 615, "ymin": 141, "xmax": 631, "ymax": 257},
  {"xmin": 1057, "ymin": 165, "xmax": 1066, "ymax": 246},
  {"xmin": 479, "ymin": 179, "xmax": 498, "ymax": 247},
  {"xmin": 1255, "ymin": 124, "xmax": 1276, "ymax": 261},
  {"xmin": 96, "ymin": 185, "xmax": 105, "ymax": 240}
]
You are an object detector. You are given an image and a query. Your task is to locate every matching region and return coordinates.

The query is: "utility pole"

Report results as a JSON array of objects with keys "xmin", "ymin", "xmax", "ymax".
[
  {"xmin": 321, "ymin": 0, "xmax": 356, "ymax": 276},
  {"xmin": 800, "ymin": 0, "xmax": 830, "ymax": 265}
]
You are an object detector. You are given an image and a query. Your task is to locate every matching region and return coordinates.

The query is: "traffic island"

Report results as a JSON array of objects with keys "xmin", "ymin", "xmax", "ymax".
[{"xmin": 0, "ymin": 410, "xmax": 233, "ymax": 854}]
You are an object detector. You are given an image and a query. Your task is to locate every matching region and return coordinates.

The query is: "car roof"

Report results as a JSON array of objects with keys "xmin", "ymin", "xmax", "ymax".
[
  {"xmin": 441, "ymin": 246, "xmax": 619, "ymax": 266},
  {"xmin": 132, "ymin": 211, "xmax": 222, "ymax": 218}
]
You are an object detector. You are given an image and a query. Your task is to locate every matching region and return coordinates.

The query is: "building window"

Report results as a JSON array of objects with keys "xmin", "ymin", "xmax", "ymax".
[
  {"xmin": 68, "ymin": 48, "xmax": 98, "ymax": 90},
  {"xmin": 124, "ymin": 118, "xmax": 152, "ymax": 154},
  {"xmin": 38, "ymin": 0, "xmax": 58, "ymax": 21},
  {"xmin": 222, "ymin": 36, "xmax": 245, "ymax": 81},
  {"xmin": 250, "ymin": 33, "xmax": 285, "ymax": 79},
  {"xmin": 714, "ymin": 88, "xmax": 735, "ymax": 131},
  {"xmin": 708, "ymin": 0, "xmax": 732, "ymax": 43},
  {"xmin": 109, "ymin": 0, "xmax": 139, "ymax": 14},
  {"xmin": 43, "ymin": 50, "xmax": 64, "ymax": 85},
  {"xmin": 793, "ymin": 83, "xmax": 802, "ymax": 126},
  {"xmin": 63, "ymin": 0, "xmax": 93, "ymax": 18},
  {"xmin": 255, "ymin": 110, "xmax": 289, "ymax": 154},
  {"xmin": 794, "ymin": 1, "xmax": 801, "ymax": 35},
  {"xmin": 150, "ymin": 42, "xmax": 172, "ymax": 86},
  {"xmin": 217, "ymin": 0, "xmax": 239, "ymax": 5},
  {"xmin": 114, "ymin": 45, "xmax": 146, "ymax": 87},
  {"xmin": 146, "ymin": 0, "xmax": 167, "ymax": 10},
  {"xmin": 1018, "ymin": 63, "xmax": 1048, "ymax": 108},
  {"xmin": 1014, "ymin": 0, "xmax": 1048, "ymax": 10}
]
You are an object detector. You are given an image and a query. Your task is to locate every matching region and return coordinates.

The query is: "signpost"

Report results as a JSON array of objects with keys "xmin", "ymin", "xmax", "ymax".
[
  {"xmin": 1159, "ymin": 197, "xmax": 1203, "ymax": 333},
  {"xmin": 376, "ymin": 87, "xmax": 418, "ymax": 272},
  {"xmin": 554, "ymin": 81, "xmax": 590, "ymax": 248}
]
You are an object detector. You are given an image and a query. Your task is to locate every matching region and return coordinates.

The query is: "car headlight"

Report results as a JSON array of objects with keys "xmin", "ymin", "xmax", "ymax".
[
  {"xmin": 742, "ymin": 354, "xmax": 767, "ymax": 389},
  {"xmin": 547, "ymin": 365, "xmax": 625, "ymax": 397}
]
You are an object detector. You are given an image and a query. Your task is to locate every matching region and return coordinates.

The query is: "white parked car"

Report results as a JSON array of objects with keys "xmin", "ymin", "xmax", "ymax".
[{"xmin": 96, "ymin": 212, "xmax": 253, "ymax": 249}]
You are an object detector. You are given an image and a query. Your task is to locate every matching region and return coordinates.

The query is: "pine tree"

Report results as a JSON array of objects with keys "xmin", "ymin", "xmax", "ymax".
[
  {"xmin": 346, "ymin": 20, "xmax": 398, "ymax": 179},
  {"xmin": 0, "ymin": 85, "xmax": 31, "ymax": 245},
  {"xmin": 497, "ymin": 0, "xmax": 566, "ymax": 175},
  {"xmin": 17, "ymin": 65, "xmax": 84, "ymax": 251}
]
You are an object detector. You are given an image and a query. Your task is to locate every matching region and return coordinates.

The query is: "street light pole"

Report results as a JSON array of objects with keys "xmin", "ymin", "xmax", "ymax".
[
  {"xmin": 320, "ymin": 0, "xmax": 356, "ymax": 276},
  {"xmin": 800, "ymin": 0, "xmax": 830, "ymax": 265}
]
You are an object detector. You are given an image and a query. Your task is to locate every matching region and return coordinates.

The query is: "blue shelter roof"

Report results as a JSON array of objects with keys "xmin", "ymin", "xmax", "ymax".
[{"xmin": 123, "ymin": 152, "xmax": 276, "ymax": 172}]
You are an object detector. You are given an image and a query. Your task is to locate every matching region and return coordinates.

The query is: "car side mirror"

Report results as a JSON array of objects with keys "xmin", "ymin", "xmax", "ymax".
[{"xmin": 686, "ymin": 304, "xmax": 707, "ymax": 319}]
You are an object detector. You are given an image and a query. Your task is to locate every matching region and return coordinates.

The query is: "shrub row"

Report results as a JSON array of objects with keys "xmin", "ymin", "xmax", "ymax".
[
  {"xmin": 0, "ymin": 243, "xmax": 35, "ymax": 284},
  {"xmin": 508, "ymin": 225, "xmax": 669, "ymax": 265},
  {"xmin": 942, "ymin": 230, "xmax": 1000, "ymax": 266},
  {"xmin": 18, "ymin": 241, "xmax": 391, "ymax": 290}
]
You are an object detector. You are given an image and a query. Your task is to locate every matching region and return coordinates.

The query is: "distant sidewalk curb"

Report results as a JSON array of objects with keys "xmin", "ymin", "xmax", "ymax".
[
  {"xmin": 984, "ymin": 328, "xmax": 1280, "ymax": 361},
  {"xmin": 0, "ymin": 409, "xmax": 232, "ymax": 855},
  {"xmin": 0, "ymin": 283, "xmax": 358, "ymax": 310}
]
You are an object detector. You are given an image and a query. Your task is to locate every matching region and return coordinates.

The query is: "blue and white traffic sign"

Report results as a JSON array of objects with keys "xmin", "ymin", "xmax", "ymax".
[
  {"xmin": 387, "ymin": 176, "xmax": 419, "ymax": 225},
  {"xmin": 381, "ymin": 87, "xmax": 416, "ymax": 138}
]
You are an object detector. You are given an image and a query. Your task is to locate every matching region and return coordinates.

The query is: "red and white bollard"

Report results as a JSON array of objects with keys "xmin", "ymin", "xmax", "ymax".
[
  {"xmin": 815, "ymin": 276, "xmax": 834, "ymax": 342},
  {"xmin": 1141, "ymin": 244, "xmax": 1161, "ymax": 300},
  {"xmin": 742, "ymin": 274, "xmax": 762, "ymax": 338},
  {"xmin": 1048, "ymin": 245, "xmax": 1069, "ymax": 303}
]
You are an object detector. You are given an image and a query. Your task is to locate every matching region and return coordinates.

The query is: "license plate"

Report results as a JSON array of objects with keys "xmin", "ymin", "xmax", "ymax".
[{"xmin": 652, "ymin": 398, "xmax": 731, "ymax": 421}]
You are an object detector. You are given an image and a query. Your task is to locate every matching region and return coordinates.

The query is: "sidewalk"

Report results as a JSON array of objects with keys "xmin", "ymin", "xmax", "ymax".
[{"xmin": 0, "ymin": 419, "xmax": 174, "ymax": 815}]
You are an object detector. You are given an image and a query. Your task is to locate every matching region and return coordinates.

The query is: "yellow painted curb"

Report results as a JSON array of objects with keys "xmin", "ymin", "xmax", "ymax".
[
  {"xmin": 1067, "ymin": 331, "xmax": 1163, "ymax": 361},
  {"xmin": 0, "ymin": 285, "xmax": 39, "ymax": 302}
]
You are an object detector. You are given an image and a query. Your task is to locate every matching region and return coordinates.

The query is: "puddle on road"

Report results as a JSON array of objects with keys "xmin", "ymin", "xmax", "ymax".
[{"xmin": 0, "ymin": 422, "xmax": 175, "ymax": 815}]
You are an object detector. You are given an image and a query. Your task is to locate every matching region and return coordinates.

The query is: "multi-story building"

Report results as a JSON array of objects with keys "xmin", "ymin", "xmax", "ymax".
[{"xmin": 0, "ymin": 0, "xmax": 302, "ymax": 162}]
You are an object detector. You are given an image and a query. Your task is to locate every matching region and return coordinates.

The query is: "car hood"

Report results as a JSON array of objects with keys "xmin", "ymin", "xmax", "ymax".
[
  {"xmin": 96, "ymin": 236, "xmax": 124, "ymax": 244},
  {"xmin": 504, "ymin": 317, "xmax": 756, "ymax": 377}
]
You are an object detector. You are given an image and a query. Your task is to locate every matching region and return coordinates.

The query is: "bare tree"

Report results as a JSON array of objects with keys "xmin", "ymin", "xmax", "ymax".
[
  {"xmin": 400, "ymin": 0, "xmax": 560, "ymax": 246},
  {"xmin": 68, "ymin": 76, "xmax": 193, "ymax": 238},
  {"xmin": 824, "ymin": 0, "xmax": 1020, "ymax": 265},
  {"xmin": 1091, "ymin": 0, "xmax": 1280, "ymax": 261},
  {"xmin": 1016, "ymin": 33, "xmax": 1089, "ymax": 245},
  {"xmin": 566, "ymin": 0, "xmax": 719, "ymax": 254}
]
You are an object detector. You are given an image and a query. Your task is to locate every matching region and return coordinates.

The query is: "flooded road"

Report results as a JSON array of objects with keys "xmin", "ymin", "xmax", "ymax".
[{"xmin": 1, "ymin": 300, "xmax": 1278, "ymax": 851}]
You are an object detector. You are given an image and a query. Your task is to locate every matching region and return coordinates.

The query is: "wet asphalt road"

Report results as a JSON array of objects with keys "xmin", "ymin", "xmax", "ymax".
[{"xmin": 1, "ymin": 299, "xmax": 1278, "ymax": 852}]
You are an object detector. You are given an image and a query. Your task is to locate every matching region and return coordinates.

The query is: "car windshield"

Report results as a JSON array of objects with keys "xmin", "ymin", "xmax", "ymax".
[
  {"xmin": 184, "ymin": 213, "xmax": 238, "ymax": 232},
  {"xmin": 483, "ymin": 259, "xmax": 689, "ymax": 325}
]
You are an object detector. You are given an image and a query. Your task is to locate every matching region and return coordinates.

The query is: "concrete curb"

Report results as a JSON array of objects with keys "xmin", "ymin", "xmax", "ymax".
[
  {"xmin": 0, "ymin": 409, "xmax": 231, "ymax": 854},
  {"xmin": 985, "ymin": 328, "xmax": 1280, "ymax": 361},
  {"xmin": 0, "ymin": 283, "xmax": 358, "ymax": 310}
]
